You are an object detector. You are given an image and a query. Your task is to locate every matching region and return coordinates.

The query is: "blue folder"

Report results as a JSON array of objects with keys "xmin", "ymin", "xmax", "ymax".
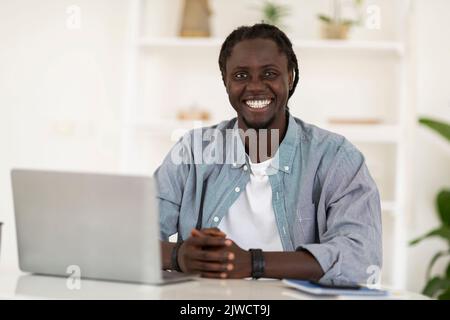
[{"xmin": 282, "ymin": 279, "xmax": 389, "ymax": 297}]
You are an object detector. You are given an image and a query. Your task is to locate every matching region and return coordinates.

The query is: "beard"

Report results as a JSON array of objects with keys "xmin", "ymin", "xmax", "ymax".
[{"xmin": 241, "ymin": 112, "xmax": 277, "ymax": 130}]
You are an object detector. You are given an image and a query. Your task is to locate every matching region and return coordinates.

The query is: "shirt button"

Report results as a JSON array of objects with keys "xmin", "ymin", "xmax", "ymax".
[
  {"xmin": 284, "ymin": 166, "xmax": 289, "ymax": 171},
  {"xmin": 243, "ymin": 165, "xmax": 248, "ymax": 171},
  {"xmin": 235, "ymin": 187, "xmax": 240, "ymax": 193},
  {"xmin": 213, "ymin": 216, "xmax": 219, "ymax": 223}
]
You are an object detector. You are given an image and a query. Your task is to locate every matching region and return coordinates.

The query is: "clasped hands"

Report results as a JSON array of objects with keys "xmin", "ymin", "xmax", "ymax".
[{"xmin": 177, "ymin": 228, "xmax": 252, "ymax": 279}]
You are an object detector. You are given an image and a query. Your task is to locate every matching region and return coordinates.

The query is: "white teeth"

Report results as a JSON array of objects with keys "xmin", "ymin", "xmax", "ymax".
[{"xmin": 245, "ymin": 99, "xmax": 271, "ymax": 109}]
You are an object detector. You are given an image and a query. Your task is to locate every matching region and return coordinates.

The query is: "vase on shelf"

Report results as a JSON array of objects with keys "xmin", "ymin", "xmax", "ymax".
[{"xmin": 179, "ymin": 0, "xmax": 212, "ymax": 37}]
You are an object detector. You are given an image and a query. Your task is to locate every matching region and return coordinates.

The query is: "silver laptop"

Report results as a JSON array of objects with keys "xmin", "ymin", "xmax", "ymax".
[{"xmin": 11, "ymin": 169, "xmax": 193, "ymax": 285}]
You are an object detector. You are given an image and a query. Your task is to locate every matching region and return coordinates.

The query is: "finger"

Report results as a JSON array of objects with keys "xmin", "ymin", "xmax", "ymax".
[
  {"xmin": 189, "ymin": 250, "xmax": 235, "ymax": 263},
  {"xmin": 201, "ymin": 271, "xmax": 229, "ymax": 279},
  {"xmin": 191, "ymin": 228, "xmax": 203, "ymax": 237},
  {"xmin": 201, "ymin": 228, "xmax": 226, "ymax": 238},
  {"xmin": 188, "ymin": 236, "xmax": 231, "ymax": 248},
  {"xmin": 191, "ymin": 228, "xmax": 226, "ymax": 238},
  {"xmin": 190, "ymin": 261, "xmax": 233, "ymax": 273}
]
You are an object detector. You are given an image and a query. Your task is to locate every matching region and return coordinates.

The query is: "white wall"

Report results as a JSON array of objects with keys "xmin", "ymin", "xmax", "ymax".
[
  {"xmin": 0, "ymin": 0, "xmax": 129, "ymax": 269},
  {"xmin": 407, "ymin": 0, "xmax": 450, "ymax": 293}
]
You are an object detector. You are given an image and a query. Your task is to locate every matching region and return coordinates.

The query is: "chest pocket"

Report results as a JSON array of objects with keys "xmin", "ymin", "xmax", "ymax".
[{"xmin": 297, "ymin": 203, "xmax": 318, "ymax": 244}]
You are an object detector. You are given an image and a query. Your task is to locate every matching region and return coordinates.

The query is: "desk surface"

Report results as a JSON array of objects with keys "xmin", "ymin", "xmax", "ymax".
[{"xmin": 0, "ymin": 267, "xmax": 428, "ymax": 300}]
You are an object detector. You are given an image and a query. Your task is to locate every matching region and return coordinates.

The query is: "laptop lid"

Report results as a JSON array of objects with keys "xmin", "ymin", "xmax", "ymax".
[{"xmin": 11, "ymin": 169, "xmax": 165, "ymax": 284}]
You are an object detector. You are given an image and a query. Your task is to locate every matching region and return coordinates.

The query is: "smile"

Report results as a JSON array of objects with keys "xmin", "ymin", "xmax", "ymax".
[{"xmin": 245, "ymin": 99, "xmax": 272, "ymax": 109}]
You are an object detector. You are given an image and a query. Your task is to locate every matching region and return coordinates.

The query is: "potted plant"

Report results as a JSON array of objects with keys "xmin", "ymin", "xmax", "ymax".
[
  {"xmin": 318, "ymin": 0, "xmax": 364, "ymax": 39},
  {"xmin": 410, "ymin": 118, "xmax": 450, "ymax": 300},
  {"xmin": 259, "ymin": 1, "xmax": 290, "ymax": 28}
]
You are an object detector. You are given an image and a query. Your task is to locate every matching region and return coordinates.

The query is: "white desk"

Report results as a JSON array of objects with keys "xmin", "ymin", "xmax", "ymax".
[{"xmin": 0, "ymin": 267, "xmax": 428, "ymax": 300}]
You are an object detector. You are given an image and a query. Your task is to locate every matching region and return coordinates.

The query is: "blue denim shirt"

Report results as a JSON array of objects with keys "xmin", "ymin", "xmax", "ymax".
[{"xmin": 155, "ymin": 114, "xmax": 382, "ymax": 284}]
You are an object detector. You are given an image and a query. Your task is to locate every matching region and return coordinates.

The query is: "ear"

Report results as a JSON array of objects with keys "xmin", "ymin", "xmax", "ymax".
[
  {"xmin": 221, "ymin": 73, "xmax": 229, "ymax": 91},
  {"xmin": 224, "ymin": 78, "xmax": 230, "ymax": 94},
  {"xmin": 288, "ymin": 69, "xmax": 294, "ymax": 90}
]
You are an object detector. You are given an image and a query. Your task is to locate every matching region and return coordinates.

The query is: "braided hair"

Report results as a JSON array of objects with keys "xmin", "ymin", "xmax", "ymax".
[{"xmin": 218, "ymin": 23, "xmax": 299, "ymax": 100}]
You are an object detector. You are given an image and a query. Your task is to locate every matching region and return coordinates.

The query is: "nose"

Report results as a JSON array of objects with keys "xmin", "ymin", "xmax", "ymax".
[{"xmin": 246, "ymin": 75, "xmax": 266, "ymax": 93}]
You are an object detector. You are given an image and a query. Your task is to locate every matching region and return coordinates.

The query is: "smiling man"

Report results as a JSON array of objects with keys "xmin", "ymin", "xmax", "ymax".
[
  {"xmin": 155, "ymin": 23, "xmax": 382, "ymax": 285},
  {"xmin": 226, "ymin": 37, "xmax": 291, "ymax": 132}
]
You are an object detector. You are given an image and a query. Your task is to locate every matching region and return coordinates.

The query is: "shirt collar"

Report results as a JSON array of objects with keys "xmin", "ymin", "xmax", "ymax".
[{"xmin": 228, "ymin": 113, "xmax": 300, "ymax": 174}]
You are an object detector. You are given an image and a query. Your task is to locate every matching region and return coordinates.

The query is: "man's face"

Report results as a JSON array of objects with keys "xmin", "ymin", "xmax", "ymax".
[{"xmin": 224, "ymin": 38, "xmax": 293, "ymax": 130}]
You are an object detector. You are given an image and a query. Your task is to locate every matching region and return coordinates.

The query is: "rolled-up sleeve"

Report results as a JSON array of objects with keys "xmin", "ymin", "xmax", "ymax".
[
  {"xmin": 299, "ymin": 144, "xmax": 382, "ymax": 285},
  {"xmin": 154, "ymin": 138, "xmax": 191, "ymax": 241}
]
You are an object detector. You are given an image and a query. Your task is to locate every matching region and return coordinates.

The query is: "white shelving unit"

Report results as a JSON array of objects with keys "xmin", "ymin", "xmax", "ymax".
[
  {"xmin": 121, "ymin": 0, "xmax": 414, "ymax": 289},
  {"xmin": 138, "ymin": 36, "xmax": 404, "ymax": 56}
]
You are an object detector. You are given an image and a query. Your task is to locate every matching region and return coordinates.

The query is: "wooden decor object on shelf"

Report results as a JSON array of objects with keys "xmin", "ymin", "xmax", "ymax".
[
  {"xmin": 177, "ymin": 106, "xmax": 211, "ymax": 121},
  {"xmin": 179, "ymin": 0, "xmax": 212, "ymax": 37},
  {"xmin": 328, "ymin": 118, "xmax": 382, "ymax": 125}
]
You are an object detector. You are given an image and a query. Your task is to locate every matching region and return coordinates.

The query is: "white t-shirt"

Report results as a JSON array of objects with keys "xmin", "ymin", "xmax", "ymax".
[{"xmin": 218, "ymin": 157, "xmax": 283, "ymax": 251}]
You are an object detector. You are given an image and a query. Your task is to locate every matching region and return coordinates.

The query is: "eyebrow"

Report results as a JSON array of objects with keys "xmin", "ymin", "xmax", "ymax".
[{"xmin": 231, "ymin": 64, "xmax": 281, "ymax": 71}]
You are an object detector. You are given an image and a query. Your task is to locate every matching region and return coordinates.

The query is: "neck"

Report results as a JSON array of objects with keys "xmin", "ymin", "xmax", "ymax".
[{"xmin": 238, "ymin": 112, "xmax": 288, "ymax": 163}]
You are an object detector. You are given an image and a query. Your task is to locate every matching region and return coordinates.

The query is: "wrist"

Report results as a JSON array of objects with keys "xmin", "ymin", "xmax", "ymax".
[
  {"xmin": 171, "ymin": 241, "xmax": 184, "ymax": 272},
  {"xmin": 244, "ymin": 250, "xmax": 252, "ymax": 278},
  {"xmin": 249, "ymin": 248, "xmax": 265, "ymax": 279}
]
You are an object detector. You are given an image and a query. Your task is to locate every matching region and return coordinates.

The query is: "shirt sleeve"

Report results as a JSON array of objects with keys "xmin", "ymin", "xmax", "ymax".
[
  {"xmin": 298, "ymin": 142, "xmax": 382, "ymax": 285},
  {"xmin": 154, "ymin": 136, "xmax": 191, "ymax": 241}
]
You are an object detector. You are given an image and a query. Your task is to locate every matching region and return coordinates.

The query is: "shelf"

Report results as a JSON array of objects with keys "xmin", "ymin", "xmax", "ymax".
[
  {"xmin": 295, "ymin": 39, "xmax": 404, "ymax": 56},
  {"xmin": 125, "ymin": 119, "xmax": 401, "ymax": 144},
  {"xmin": 324, "ymin": 124, "xmax": 400, "ymax": 143},
  {"xmin": 138, "ymin": 37, "xmax": 404, "ymax": 56},
  {"xmin": 129, "ymin": 118, "xmax": 214, "ymax": 132},
  {"xmin": 127, "ymin": 119, "xmax": 215, "ymax": 141},
  {"xmin": 138, "ymin": 37, "xmax": 223, "ymax": 48}
]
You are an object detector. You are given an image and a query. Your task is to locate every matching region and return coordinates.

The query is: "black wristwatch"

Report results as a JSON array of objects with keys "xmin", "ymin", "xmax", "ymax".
[{"xmin": 249, "ymin": 248, "xmax": 265, "ymax": 279}]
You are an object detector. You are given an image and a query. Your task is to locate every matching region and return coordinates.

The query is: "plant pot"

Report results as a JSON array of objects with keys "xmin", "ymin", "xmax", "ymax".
[{"xmin": 320, "ymin": 22, "xmax": 350, "ymax": 40}]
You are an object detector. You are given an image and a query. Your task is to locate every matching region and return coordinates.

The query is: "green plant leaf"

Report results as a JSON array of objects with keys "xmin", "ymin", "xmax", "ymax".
[
  {"xmin": 262, "ymin": 1, "xmax": 289, "ymax": 25},
  {"xmin": 426, "ymin": 250, "xmax": 450, "ymax": 280},
  {"xmin": 419, "ymin": 118, "xmax": 450, "ymax": 142},
  {"xmin": 318, "ymin": 14, "xmax": 332, "ymax": 23},
  {"xmin": 438, "ymin": 287, "xmax": 450, "ymax": 300},
  {"xmin": 437, "ymin": 189, "xmax": 450, "ymax": 227},
  {"xmin": 422, "ymin": 276, "xmax": 450, "ymax": 297},
  {"xmin": 409, "ymin": 226, "xmax": 450, "ymax": 246}
]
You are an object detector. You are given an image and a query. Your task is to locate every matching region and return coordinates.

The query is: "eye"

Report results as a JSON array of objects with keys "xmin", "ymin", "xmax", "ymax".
[
  {"xmin": 263, "ymin": 70, "xmax": 278, "ymax": 79},
  {"xmin": 234, "ymin": 72, "xmax": 248, "ymax": 80}
]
